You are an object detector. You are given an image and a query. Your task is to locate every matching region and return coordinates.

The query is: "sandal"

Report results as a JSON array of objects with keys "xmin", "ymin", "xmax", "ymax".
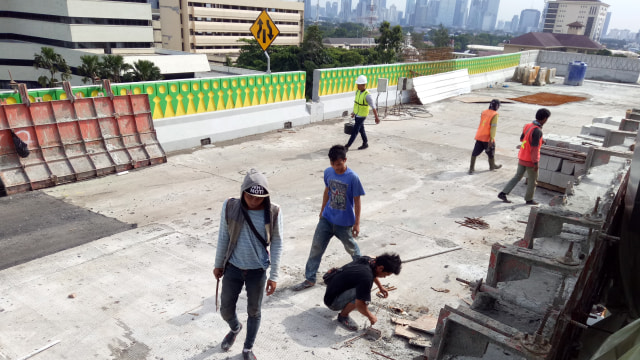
[
  {"xmin": 337, "ymin": 315, "xmax": 358, "ymax": 331},
  {"xmin": 292, "ymin": 280, "xmax": 314, "ymax": 291}
]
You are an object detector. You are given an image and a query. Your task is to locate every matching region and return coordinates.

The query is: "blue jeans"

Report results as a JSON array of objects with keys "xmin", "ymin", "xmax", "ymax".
[
  {"xmin": 304, "ymin": 217, "xmax": 360, "ymax": 283},
  {"xmin": 346, "ymin": 116, "xmax": 368, "ymax": 147},
  {"xmin": 328, "ymin": 288, "xmax": 357, "ymax": 311},
  {"xmin": 220, "ymin": 263, "xmax": 266, "ymax": 350}
]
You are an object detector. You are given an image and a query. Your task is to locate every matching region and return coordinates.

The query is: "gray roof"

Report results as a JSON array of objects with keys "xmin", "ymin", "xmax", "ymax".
[{"xmin": 323, "ymin": 38, "xmax": 376, "ymax": 45}]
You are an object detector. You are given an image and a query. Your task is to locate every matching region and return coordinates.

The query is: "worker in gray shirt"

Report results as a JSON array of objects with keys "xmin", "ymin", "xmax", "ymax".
[{"xmin": 213, "ymin": 168, "xmax": 283, "ymax": 360}]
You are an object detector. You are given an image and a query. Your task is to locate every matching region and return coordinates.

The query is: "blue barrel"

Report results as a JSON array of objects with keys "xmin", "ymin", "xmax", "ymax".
[{"xmin": 564, "ymin": 61, "xmax": 588, "ymax": 86}]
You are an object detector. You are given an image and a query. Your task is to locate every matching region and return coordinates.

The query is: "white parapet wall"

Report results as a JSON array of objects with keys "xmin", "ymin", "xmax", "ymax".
[
  {"xmin": 154, "ymin": 100, "xmax": 308, "ymax": 153},
  {"xmin": 537, "ymin": 50, "xmax": 640, "ymax": 83}
]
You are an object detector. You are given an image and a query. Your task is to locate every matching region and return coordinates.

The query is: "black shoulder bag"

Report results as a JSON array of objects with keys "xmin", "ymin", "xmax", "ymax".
[{"xmin": 239, "ymin": 205, "xmax": 269, "ymax": 251}]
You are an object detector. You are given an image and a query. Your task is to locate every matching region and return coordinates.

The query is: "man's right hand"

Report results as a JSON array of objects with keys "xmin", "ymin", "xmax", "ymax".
[
  {"xmin": 534, "ymin": 163, "xmax": 539, "ymax": 172},
  {"xmin": 213, "ymin": 268, "xmax": 224, "ymax": 279},
  {"xmin": 368, "ymin": 314, "xmax": 378, "ymax": 326}
]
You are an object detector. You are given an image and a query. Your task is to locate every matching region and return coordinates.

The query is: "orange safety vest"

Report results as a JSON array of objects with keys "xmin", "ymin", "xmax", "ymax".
[
  {"xmin": 518, "ymin": 123, "xmax": 542, "ymax": 163},
  {"xmin": 474, "ymin": 109, "xmax": 497, "ymax": 142}
]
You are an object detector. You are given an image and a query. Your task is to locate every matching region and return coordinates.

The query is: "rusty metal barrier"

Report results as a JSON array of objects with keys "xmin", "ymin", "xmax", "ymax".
[{"xmin": 0, "ymin": 94, "xmax": 166, "ymax": 195}]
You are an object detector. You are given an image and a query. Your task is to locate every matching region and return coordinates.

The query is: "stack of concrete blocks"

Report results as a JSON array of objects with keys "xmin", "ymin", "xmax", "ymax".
[
  {"xmin": 512, "ymin": 65, "xmax": 556, "ymax": 86},
  {"xmin": 621, "ymin": 109, "xmax": 640, "ymax": 132},
  {"xmin": 579, "ymin": 116, "xmax": 634, "ymax": 148},
  {"xmin": 538, "ymin": 134, "xmax": 590, "ymax": 192},
  {"xmin": 534, "ymin": 67, "xmax": 547, "ymax": 86},
  {"xmin": 546, "ymin": 68, "xmax": 557, "ymax": 83}
]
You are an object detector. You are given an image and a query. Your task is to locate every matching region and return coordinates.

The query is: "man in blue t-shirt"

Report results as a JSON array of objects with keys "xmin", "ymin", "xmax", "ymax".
[{"xmin": 293, "ymin": 145, "xmax": 366, "ymax": 291}]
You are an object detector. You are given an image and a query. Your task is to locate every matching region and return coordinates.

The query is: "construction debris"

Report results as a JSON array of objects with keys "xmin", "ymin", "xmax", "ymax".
[
  {"xmin": 455, "ymin": 217, "xmax": 489, "ymax": 230},
  {"xmin": 430, "ymin": 287, "xmax": 450, "ymax": 293}
]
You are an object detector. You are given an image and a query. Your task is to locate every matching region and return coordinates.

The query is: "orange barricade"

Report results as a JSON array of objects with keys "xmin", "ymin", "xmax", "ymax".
[{"xmin": 0, "ymin": 94, "xmax": 166, "ymax": 195}]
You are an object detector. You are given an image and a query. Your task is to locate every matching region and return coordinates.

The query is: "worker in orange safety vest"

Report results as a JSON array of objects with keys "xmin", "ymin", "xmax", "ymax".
[
  {"xmin": 469, "ymin": 99, "xmax": 502, "ymax": 174},
  {"xmin": 498, "ymin": 108, "xmax": 551, "ymax": 205}
]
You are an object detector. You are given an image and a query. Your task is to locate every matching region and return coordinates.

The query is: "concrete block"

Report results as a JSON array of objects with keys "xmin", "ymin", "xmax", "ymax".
[
  {"xmin": 580, "ymin": 124, "xmax": 592, "ymax": 135},
  {"xmin": 561, "ymin": 161, "xmax": 575, "ymax": 175},
  {"xmin": 538, "ymin": 168, "xmax": 553, "ymax": 183},
  {"xmin": 538, "ymin": 154, "xmax": 550, "ymax": 170},
  {"xmin": 589, "ymin": 123, "xmax": 619, "ymax": 137},
  {"xmin": 550, "ymin": 172, "xmax": 575, "ymax": 188},
  {"xmin": 574, "ymin": 162, "xmax": 587, "ymax": 176},
  {"xmin": 592, "ymin": 116, "xmax": 621, "ymax": 127},
  {"xmin": 546, "ymin": 68, "xmax": 556, "ymax": 83},
  {"xmin": 567, "ymin": 143, "xmax": 591, "ymax": 153},
  {"xmin": 546, "ymin": 156, "xmax": 563, "ymax": 171}
]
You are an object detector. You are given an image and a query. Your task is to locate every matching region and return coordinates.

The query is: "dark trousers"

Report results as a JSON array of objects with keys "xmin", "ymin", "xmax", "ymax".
[
  {"xmin": 471, "ymin": 140, "xmax": 495, "ymax": 158},
  {"xmin": 346, "ymin": 116, "xmax": 368, "ymax": 147},
  {"xmin": 220, "ymin": 263, "xmax": 266, "ymax": 350}
]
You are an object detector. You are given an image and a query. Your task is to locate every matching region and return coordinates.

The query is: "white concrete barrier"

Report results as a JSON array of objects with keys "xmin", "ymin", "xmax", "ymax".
[{"xmin": 154, "ymin": 100, "xmax": 308, "ymax": 153}]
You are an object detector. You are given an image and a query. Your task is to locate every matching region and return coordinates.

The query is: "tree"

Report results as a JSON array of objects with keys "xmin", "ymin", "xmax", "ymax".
[
  {"xmin": 429, "ymin": 25, "xmax": 451, "ymax": 48},
  {"xmin": 77, "ymin": 55, "xmax": 101, "ymax": 84},
  {"xmin": 596, "ymin": 49, "xmax": 612, "ymax": 56},
  {"xmin": 235, "ymin": 39, "xmax": 269, "ymax": 70},
  {"xmin": 100, "ymin": 54, "xmax": 132, "ymax": 83},
  {"xmin": 130, "ymin": 60, "xmax": 163, "ymax": 81},
  {"xmin": 33, "ymin": 47, "xmax": 71, "ymax": 88},
  {"xmin": 374, "ymin": 21, "xmax": 404, "ymax": 63}
]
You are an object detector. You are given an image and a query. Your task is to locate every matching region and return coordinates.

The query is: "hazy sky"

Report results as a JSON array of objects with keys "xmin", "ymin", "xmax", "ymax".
[{"xmin": 382, "ymin": 0, "xmax": 638, "ymax": 31}]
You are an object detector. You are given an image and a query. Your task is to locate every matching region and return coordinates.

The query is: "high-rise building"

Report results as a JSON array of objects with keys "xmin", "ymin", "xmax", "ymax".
[
  {"xmin": 426, "ymin": 0, "xmax": 440, "ymax": 26},
  {"xmin": 414, "ymin": 0, "xmax": 429, "ymax": 27},
  {"xmin": 453, "ymin": 0, "xmax": 469, "ymax": 28},
  {"xmin": 481, "ymin": 0, "xmax": 500, "ymax": 32},
  {"xmin": 160, "ymin": 0, "xmax": 304, "ymax": 57},
  {"xmin": 467, "ymin": 0, "xmax": 483, "ymax": 30},
  {"xmin": 304, "ymin": 0, "xmax": 317, "ymax": 20},
  {"xmin": 509, "ymin": 15, "xmax": 519, "ymax": 33},
  {"xmin": 436, "ymin": 0, "xmax": 457, "ymax": 28},
  {"xmin": 602, "ymin": 11, "xmax": 611, "ymax": 38},
  {"xmin": 340, "ymin": 0, "xmax": 352, "ymax": 22},
  {"xmin": 518, "ymin": 9, "xmax": 540, "ymax": 34},
  {"xmin": 405, "ymin": 0, "xmax": 416, "ymax": 25},
  {"xmin": 542, "ymin": 0, "xmax": 609, "ymax": 42}
]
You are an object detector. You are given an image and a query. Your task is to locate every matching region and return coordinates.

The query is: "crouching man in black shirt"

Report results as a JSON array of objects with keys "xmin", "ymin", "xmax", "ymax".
[{"xmin": 323, "ymin": 253, "xmax": 402, "ymax": 331}]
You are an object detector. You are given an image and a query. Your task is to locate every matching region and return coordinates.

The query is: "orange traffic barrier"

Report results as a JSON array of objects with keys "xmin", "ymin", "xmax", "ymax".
[{"xmin": 0, "ymin": 94, "xmax": 166, "ymax": 195}]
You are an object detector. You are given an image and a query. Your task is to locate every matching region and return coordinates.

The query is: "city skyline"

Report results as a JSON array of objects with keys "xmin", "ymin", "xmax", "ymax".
[{"xmin": 294, "ymin": 0, "xmax": 637, "ymax": 31}]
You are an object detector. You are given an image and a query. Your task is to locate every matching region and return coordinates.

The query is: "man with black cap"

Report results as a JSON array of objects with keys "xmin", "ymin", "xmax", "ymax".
[
  {"xmin": 213, "ymin": 168, "xmax": 283, "ymax": 360},
  {"xmin": 469, "ymin": 99, "xmax": 502, "ymax": 174}
]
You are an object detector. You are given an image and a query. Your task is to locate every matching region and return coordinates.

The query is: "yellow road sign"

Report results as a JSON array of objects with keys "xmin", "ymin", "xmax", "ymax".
[{"xmin": 250, "ymin": 10, "xmax": 280, "ymax": 51}]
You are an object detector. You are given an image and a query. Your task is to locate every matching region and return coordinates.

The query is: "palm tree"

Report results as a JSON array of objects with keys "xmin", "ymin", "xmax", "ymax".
[
  {"xmin": 100, "ymin": 54, "xmax": 132, "ymax": 83},
  {"xmin": 77, "ymin": 55, "xmax": 101, "ymax": 84},
  {"xmin": 131, "ymin": 60, "xmax": 163, "ymax": 81},
  {"xmin": 33, "ymin": 47, "xmax": 71, "ymax": 88}
]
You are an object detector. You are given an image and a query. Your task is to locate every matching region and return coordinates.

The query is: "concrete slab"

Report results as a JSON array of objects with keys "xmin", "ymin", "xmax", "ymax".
[{"xmin": 1, "ymin": 79, "xmax": 639, "ymax": 360}]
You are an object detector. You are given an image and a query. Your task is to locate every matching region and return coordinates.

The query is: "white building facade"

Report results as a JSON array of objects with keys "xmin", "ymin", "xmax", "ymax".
[{"xmin": 542, "ymin": 0, "xmax": 609, "ymax": 42}]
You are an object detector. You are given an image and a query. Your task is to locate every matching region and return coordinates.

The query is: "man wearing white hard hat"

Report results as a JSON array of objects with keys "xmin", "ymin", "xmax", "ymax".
[{"xmin": 345, "ymin": 75, "xmax": 380, "ymax": 151}]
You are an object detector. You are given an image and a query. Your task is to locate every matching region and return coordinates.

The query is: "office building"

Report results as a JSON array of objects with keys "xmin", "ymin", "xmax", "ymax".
[
  {"xmin": 436, "ymin": 0, "xmax": 456, "ymax": 28},
  {"xmin": 518, "ymin": 9, "xmax": 540, "ymax": 34},
  {"xmin": 481, "ymin": 0, "xmax": 500, "ymax": 32},
  {"xmin": 542, "ymin": 0, "xmax": 609, "ymax": 42},
  {"xmin": 602, "ymin": 11, "xmax": 611, "ymax": 38},
  {"xmin": 159, "ymin": 0, "xmax": 304, "ymax": 58},
  {"xmin": 466, "ymin": 0, "xmax": 483, "ymax": 30},
  {"xmin": 453, "ymin": 0, "xmax": 469, "ymax": 28}
]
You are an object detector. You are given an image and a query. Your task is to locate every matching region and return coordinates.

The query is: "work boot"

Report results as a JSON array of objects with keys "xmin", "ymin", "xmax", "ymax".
[
  {"xmin": 468, "ymin": 156, "xmax": 477, "ymax": 175},
  {"xmin": 489, "ymin": 157, "xmax": 502, "ymax": 170},
  {"xmin": 221, "ymin": 323, "xmax": 242, "ymax": 351}
]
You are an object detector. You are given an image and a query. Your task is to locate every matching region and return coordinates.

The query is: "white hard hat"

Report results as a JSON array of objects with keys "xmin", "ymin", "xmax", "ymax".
[{"xmin": 355, "ymin": 75, "xmax": 367, "ymax": 85}]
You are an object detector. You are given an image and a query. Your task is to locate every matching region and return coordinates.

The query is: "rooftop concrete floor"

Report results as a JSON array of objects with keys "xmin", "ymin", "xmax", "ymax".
[{"xmin": 1, "ymin": 79, "xmax": 639, "ymax": 360}]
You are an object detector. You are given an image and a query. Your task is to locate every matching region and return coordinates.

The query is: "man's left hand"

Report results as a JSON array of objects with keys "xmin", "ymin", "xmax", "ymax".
[
  {"xmin": 375, "ymin": 117, "xmax": 380, "ymax": 124},
  {"xmin": 266, "ymin": 280, "xmax": 277, "ymax": 296},
  {"xmin": 352, "ymin": 224, "xmax": 360, "ymax": 237}
]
